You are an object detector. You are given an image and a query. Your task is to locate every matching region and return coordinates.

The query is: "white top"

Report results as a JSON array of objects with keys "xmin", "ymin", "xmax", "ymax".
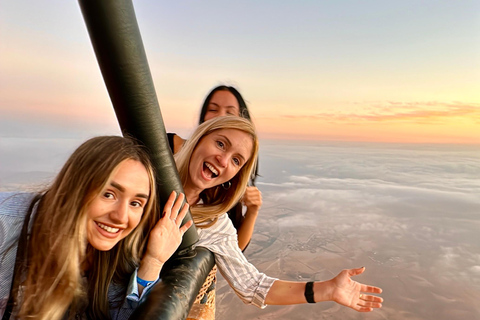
[{"xmin": 196, "ymin": 213, "xmax": 277, "ymax": 308}]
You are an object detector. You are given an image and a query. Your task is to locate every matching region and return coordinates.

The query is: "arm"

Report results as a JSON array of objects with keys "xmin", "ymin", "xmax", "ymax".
[
  {"xmin": 265, "ymin": 267, "xmax": 383, "ymax": 312},
  {"xmin": 196, "ymin": 214, "xmax": 276, "ymax": 308},
  {"xmin": 137, "ymin": 191, "xmax": 193, "ymax": 295},
  {"xmin": 108, "ymin": 191, "xmax": 193, "ymax": 319},
  {"xmin": 236, "ymin": 186, "xmax": 262, "ymax": 250},
  {"xmin": 197, "ymin": 215, "xmax": 383, "ymax": 311}
]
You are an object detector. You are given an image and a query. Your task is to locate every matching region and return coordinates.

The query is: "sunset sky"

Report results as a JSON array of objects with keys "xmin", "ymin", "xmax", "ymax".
[{"xmin": 1, "ymin": 0, "xmax": 479, "ymax": 143}]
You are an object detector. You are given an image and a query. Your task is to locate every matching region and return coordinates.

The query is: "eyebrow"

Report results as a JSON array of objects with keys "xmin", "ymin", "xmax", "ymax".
[
  {"xmin": 218, "ymin": 134, "xmax": 247, "ymax": 163},
  {"xmin": 209, "ymin": 102, "xmax": 238, "ymax": 110},
  {"xmin": 110, "ymin": 181, "xmax": 149, "ymax": 199}
]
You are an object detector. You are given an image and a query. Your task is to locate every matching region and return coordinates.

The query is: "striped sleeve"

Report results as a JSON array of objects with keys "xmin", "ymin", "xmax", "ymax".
[
  {"xmin": 0, "ymin": 192, "xmax": 34, "ymax": 318},
  {"xmin": 196, "ymin": 214, "xmax": 277, "ymax": 308}
]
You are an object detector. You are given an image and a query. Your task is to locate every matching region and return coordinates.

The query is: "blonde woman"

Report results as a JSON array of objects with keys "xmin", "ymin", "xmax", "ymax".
[
  {"xmin": 0, "ymin": 136, "xmax": 191, "ymax": 320},
  {"xmin": 168, "ymin": 85, "xmax": 260, "ymax": 251},
  {"xmin": 175, "ymin": 117, "xmax": 383, "ymax": 314}
]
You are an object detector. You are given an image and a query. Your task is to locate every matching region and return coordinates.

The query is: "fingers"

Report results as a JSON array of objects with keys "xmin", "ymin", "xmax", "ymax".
[
  {"xmin": 347, "ymin": 266, "xmax": 365, "ymax": 277},
  {"xmin": 355, "ymin": 283, "xmax": 383, "ymax": 312},
  {"xmin": 246, "ymin": 187, "xmax": 261, "ymax": 199},
  {"xmin": 347, "ymin": 267, "xmax": 382, "ymax": 295},
  {"xmin": 161, "ymin": 191, "xmax": 191, "ymax": 233},
  {"xmin": 356, "ymin": 306, "xmax": 375, "ymax": 312},
  {"xmin": 170, "ymin": 192, "xmax": 185, "ymax": 220},
  {"xmin": 180, "ymin": 220, "xmax": 193, "ymax": 234},
  {"xmin": 163, "ymin": 191, "xmax": 186, "ymax": 221},
  {"xmin": 341, "ymin": 266, "xmax": 383, "ymax": 313},
  {"xmin": 359, "ymin": 294, "xmax": 383, "ymax": 304},
  {"xmin": 244, "ymin": 187, "xmax": 262, "ymax": 207},
  {"xmin": 360, "ymin": 284, "xmax": 383, "ymax": 294},
  {"xmin": 162, "ymin": 191, "xmax": 177, "ymax": 218},
  {"xmin": 175, "ymin": 201, "xmax": 190, "ymax": 227},
  {"xmin": 356, "ymin": 294, "xmax": 383, "ymax": 311}
]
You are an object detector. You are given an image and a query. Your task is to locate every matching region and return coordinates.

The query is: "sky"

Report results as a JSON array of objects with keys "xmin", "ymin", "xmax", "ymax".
[{"xmin": 1, "ymin": 0, "xmax": 479, "ymax": 143}]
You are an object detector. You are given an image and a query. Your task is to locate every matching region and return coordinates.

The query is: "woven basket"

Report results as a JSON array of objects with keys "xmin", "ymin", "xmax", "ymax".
[{"xmin": 186, "ymin": 265, "xmax": 217, "ymax": 320}]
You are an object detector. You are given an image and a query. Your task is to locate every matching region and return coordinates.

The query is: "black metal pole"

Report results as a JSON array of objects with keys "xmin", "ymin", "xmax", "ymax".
[
  {"xmin": 78, "ymin": 0, "xmax": 197, "ymax": 250},
  {"xmin": 78, "ymin": 1, "xmax": 215, "ymax": 319}
]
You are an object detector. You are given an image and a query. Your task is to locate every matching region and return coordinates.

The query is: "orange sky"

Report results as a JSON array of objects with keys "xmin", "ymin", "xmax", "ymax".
[
  {"xmin": 1, "ymin": 1, "xmax": 479, "ymax": 144},
  {"xmin": 254, "ymin": 101, "xmax": 480, "ymax": 143}
]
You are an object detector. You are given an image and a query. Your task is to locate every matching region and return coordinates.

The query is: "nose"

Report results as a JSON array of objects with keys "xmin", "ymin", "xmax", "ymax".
[
  {"xmin": 109, "ymin": 200, "xmax": 129, "ymax": 225},
  {"xmin": 216, "ymin": 154, "xmax": 228, "ymax": 168}
]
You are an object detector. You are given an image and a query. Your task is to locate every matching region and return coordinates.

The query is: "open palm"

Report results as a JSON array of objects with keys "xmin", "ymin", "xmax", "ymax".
[{"xmin": 330, "ymin": 267, "xmax": 383, "ymax": 312}]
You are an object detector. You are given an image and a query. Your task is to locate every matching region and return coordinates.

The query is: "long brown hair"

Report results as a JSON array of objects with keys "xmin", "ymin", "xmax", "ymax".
[
  {"xmin": 175, "ymin": 117, "xmax": 258, "ymax": 226},
  {"xmin": 15, "ymin": 136, "xmax": 158, "ymax": 320}
]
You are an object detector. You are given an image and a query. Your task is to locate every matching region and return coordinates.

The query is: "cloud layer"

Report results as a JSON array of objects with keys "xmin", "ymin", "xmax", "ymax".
[{"xmin": 217, "ymin": 140, "xmax": 480, "ymax": 319}]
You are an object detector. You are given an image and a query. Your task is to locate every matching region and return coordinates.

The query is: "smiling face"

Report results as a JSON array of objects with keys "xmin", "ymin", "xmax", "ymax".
[
  {"xmin": 203, "ymin": 90, "xmax": 241, "ymax": 122},
  {"xmin": 86, "ymin": 159, "xmax": 150, "ymax": 251},
  {"xmin": 185, "ymin": 128, "xmax": 253, "ymax": 198}
]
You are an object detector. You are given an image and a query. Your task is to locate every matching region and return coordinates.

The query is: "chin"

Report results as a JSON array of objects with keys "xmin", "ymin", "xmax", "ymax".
[
  {"xmin": 88, "ymin": 239, "xmax": 117, "ymax": 252},
  {"xmin": 93, "ymin": 244, "xmax": 115, "ymax": 251}
]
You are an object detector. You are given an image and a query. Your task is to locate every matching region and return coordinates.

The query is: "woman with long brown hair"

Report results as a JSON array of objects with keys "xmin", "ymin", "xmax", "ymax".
[{"xmin": 0, "ymin": 135, "xmax": 191, "ymax": 320}]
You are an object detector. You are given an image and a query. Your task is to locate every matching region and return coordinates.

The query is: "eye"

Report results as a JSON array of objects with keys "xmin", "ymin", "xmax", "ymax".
[
  {"xmin": 216, "ymin": 140, "xmax": 225, "ymax": 149},
  {"xmin": 103, "ymin": 191, "xmax": 115, "ymax": 199},
  {"xmin": 232, "ymin": 157, "xmax": 240, "ymax": 166},
  {"xmin": 130, "ymin": 200, "xmax": 145, "ymax": 208}
]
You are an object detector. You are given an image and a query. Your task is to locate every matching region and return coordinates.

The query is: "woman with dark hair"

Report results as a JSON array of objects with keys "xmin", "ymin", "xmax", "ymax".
[
  {"xmin": 176, "ymin": 117, "xmax": 383, "ymax": 316},
  {"xmin": 168, "ymin": 85, "xmax": 260, "ymax": 251},
  {"xmin": 197, "ymin": 85, "xmax": 251, "ymax": 125},
  {"xmin": 0, "ymin": 136, "xmax": 191, "ymax": 320}
]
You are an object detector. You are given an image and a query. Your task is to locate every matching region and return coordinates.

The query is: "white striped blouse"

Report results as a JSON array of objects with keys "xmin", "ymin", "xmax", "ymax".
[{"xmin": 196, "ymin": 213, "xmax": 277, "ymax": 308}]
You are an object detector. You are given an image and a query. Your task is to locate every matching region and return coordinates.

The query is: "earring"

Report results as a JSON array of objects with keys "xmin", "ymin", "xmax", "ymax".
[{"xmin": 222, "ymin": 181, "xmax": 231, "ymax": 190}]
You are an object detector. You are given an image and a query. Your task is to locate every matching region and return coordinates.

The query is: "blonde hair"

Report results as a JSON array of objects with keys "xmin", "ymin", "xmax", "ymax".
[
  {"xmin": 16, "ymin": 136, "xmax": 158, "ymax": 320},
  {"xmin": 175, "ymin": 117, "xmax": 258, "ymax": 226}
]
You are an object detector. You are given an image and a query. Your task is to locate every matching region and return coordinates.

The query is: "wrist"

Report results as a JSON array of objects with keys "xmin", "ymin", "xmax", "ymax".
[
  {"xmin": 314, "ymin": 280, "xmax": 334, "ymax": 302},
  {"xmin": 304, "ymin": 282, "xmax": 316, "ymax": 303},
  {"xmin": 138, "ymin": 255, "xmax": 164, "ymax": 281},
  {"xmin": 245, "ymin": 207, "xmax": 259, "ymax": 218},
  {"xmin": 141, "ymin": 254, "xmax": 165, "ymax": 268},
  {"xmin": 137, "ymin": 275, "xmax": 155, "ymax": 288}
]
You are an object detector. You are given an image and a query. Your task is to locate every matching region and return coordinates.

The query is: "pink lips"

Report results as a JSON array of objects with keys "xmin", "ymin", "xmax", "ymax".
[{"xmin": 94, "ymin": 221, "xmax": 122, "ymax": 239}]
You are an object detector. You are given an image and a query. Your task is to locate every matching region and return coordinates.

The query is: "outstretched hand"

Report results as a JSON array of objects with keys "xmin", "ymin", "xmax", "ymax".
[
  {"xmin": 329, "ymin": 267, "xmax": 383, "ymax": 312},
  {"xmin": 143, "ymin": 191, "xmax": 193, "ymax": 266}
]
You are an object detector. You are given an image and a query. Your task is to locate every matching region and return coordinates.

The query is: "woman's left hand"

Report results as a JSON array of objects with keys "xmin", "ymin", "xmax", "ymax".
[
  {"xmin": 327, "ymin": 267, "xmax": 383, "ymax": 312},
  {"xmin": 142, "ymin": 191, "xmax": 193, "ymax": 268}
]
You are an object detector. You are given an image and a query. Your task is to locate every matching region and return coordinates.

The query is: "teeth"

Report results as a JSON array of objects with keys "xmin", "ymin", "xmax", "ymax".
[
  {"xmin": 96, "ymin": 222, "xmax": 120, "ymax": 234},
  {"xmin": 205, "ymin": 163, "xmax": 218, "ymax": 176}
]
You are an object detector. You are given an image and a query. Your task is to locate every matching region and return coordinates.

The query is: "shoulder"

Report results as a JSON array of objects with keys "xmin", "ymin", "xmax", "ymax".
[
  {"xmin": 211, "ymin": 213, "xmax": 236, "ymax": 233},
  {"xmin": 166, "ymin": 133, "xmax": 186, "ymax": 154},
  {"xmin": 166, "ymin": 133, "xmax": 176, "ymax": 152},
  {"xmin": 0, "ymin": 193, "xmax": 34, "ymax": 265},
  {"xmin": 0, "ymin": 192, "xmax": 35, "ymax": 246},
  {"xmin": 0, "ymin": 192, "xmax": 35, "ymax": 218},
  {"xmin": 197, "ymin": 213, "xmax": 237, "ymax": 244}
]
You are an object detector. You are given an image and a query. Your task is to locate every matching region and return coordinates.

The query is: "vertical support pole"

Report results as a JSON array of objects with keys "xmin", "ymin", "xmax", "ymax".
[{"xmin": 78, "ymin": 1, "xmax": 215, "ymax": 319}]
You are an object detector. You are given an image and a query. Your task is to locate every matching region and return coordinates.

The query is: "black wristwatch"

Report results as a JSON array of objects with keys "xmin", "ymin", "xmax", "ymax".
[{"xmin": 304, "ymin": 281, "xmax": 316, "ymax": 303}]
